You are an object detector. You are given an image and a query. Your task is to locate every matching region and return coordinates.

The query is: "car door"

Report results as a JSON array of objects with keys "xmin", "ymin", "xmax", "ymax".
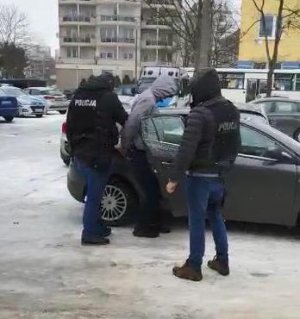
[
  {"xmin": 141, "ymin": 115, "xmax": 187, "ymax": 216},
  {"xmin": 224, "ymin": 124, "xmax": 298, "ymax": 226}
]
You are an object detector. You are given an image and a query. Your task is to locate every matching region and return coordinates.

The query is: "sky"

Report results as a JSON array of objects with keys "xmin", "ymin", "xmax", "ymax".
[
  {"xmin": 0, "ymin": 0, "xmax": 241, "ymax": 56},
  {"xmin": 0, "ymin": 0, "xmax": 59, "ymax": 55}
]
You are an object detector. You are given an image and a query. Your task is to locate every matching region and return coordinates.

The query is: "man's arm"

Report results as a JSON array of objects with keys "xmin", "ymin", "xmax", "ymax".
[
  {"xmin": 101, "ymin": 92, "xmax": 128, "ymax": 126},
  {"xmin": 121, "ymin": 96, "xmax": 154, "ymax": 151},
  {"xmin": 121, "ymin": 107, "xmax": 141, "ymax": 151},
  {"xmin": 66, "ymin": 100, "xmax": 74, "ymax": 142},
  {"xmin": 169, "ymin": 109, "xmax": 205, "ymax": 183}
]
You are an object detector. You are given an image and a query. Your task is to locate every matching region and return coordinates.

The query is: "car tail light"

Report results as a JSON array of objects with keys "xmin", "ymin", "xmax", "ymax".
[
  {"xmin": 62, "ymin": 122, "xmax": 67, "ymax": 135},
  {"xmin": 44, "ymin": 95, "xmax": 55, "ymax": 100}
]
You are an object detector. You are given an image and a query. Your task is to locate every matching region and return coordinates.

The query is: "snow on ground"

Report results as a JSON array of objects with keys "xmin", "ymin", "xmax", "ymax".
[{"xmin": 0, "ymin": 115, "xmax": 300, "ymax": 319}]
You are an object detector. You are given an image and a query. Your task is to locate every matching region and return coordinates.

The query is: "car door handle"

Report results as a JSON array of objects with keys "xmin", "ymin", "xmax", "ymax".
[{"xmin": 162, "ymin": 161, "xmax": 173, "ymax": 166}]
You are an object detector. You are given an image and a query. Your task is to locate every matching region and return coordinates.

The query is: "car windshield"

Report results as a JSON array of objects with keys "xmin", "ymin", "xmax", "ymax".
[{"xmin": 1, "ymin": 87, "xmax": 26, "ymax": 97}]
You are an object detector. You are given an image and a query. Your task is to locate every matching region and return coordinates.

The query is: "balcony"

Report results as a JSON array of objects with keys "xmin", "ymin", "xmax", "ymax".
[
  {"xmin": 141, "ymin": 19, "xmax": 171, "ymax": 30},
  {"xmin": 60, "ymin": 15, "xmax": 96, "ymax": 25},
  {"xmin": 142, "ymin": 0, "xmax": 177, "ymax": 9},
  {"xmin": 100, "ymin": 37, "xmax": 135, "ymax": 46},
  {"xmin": 61, "ymin": 36, "xmax": 96, "ymax": 46},
  {"xmin": 56, "ymin": 57, "xmax": 96, "ymax": 65},
  {"xmin": 100, "ymin": 0, "xmax": 139, "ymax": 4},
  {"xmin": 59, "ymin": 0, "xmax": 95, "ymax": 4},
  {"xmin": 142, "ymin": 39, "xmax": 173, "ymax": 49},
  {"xmin": 99, "ymin": 15, "xmax": 136, "ymax": 25}
]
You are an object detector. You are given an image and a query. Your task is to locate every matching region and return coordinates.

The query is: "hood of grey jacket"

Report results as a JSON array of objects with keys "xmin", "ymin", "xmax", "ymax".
[
  {"xmin": 121, "ymin": 75, "xmax": 177, "ymax": 151},
  {"xmin": 151, "ymin": 75, "xmax": 178, "ymax": 100}
]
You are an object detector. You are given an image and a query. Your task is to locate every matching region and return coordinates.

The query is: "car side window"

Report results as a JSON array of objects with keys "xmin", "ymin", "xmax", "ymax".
[
  {"xmin": 152, "ymin": 117, "xmax": 184, "ymax": 145},
  {"xmin": 30, "ymin": 89, "xmax": 41, "ymax": 95},
  {"xmin": 257, "ymin": 101, "xmax": 274, "ymax": 114},
  {"xmin": 274, "ymin": 101, "xmax": 297, "ymax": 113},
  {"xmin": 142, "ymin": 118, "xmax": 159, "ymax": 141},
  {"xmin": 240, "ymin": 125, "xmax": 282, "ymax": 158}
]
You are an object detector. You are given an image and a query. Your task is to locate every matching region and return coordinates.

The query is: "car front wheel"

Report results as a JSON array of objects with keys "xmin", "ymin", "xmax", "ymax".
[
  {"xmin": 4, "ymin": 116, "xmax": 14, "ymax": 122},
  {"xmin": 101, "ymin": 180, "xmax": 138, "ymax": 226},
  {"xmin": 59, "ymin": 110, "xmax": 67, "ymax": 115}
]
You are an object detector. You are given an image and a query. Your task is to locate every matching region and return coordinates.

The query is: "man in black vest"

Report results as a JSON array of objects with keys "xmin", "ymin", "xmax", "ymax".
[
  {"xmin": 67, "ymin": 74, "xmax": 128, "ymax": 245},
  {"xmin": 166, "ymin": 68, "xmax": 241, "ymax": 281}
]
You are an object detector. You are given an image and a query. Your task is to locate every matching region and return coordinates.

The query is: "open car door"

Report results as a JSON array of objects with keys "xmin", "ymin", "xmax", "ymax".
[{"xmin": 141, "ymin": 115, "xmax": 188, "ymax": 217}]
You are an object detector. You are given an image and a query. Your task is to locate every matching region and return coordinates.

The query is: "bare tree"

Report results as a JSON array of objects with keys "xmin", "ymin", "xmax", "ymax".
[
  {"xmin": 211, "ymin": 1, "xmax": 240, "ymax": 67},
  {"xmin": 0, "ymin": 4, "xmax": 29, "ymax": 45},
  {"xmin": 244, "ymin": 0, "xmax": 300, "ymax": 97},
  {"xmin": 144, "ymin": 0, "xmax": 238, "ymax": 72}
]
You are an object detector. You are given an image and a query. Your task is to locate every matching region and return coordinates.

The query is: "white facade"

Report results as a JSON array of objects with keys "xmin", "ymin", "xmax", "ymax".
[{"xmin": 57, "ymin": 0, "xmax": 179, "ymax": 89}]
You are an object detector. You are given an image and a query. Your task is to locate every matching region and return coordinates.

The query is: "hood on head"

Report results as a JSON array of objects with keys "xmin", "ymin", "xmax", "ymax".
[
  {"xmin": 151, "ymin": 75, "xmax": 178, "ymax": 100},
  {"xmin": 81, "ymin": 73, "xmax": 114, "ymax": 92},
  {"xmin": 190, "ymin": 68, "xmax": 221, "ymax": 106}
]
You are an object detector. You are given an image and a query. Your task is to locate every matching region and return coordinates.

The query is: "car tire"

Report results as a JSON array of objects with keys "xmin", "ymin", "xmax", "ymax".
[
  {"xmin": 36, "ymin": 114, "xmax": 43, "ymax": 118},
  {"xmin": 4, "ymin": 116, "xmax": 14, "ymax": 123},
  {"xmin": 101, "ymin": 179, "xmax": 138, "ymax": 226},
  {"xmin": 59, "ymin": 110, "xmax": 67, "ymax": 115},
  {"xmin": 293, "ymin": 129, "xmax": 300, "ymax": 142}
]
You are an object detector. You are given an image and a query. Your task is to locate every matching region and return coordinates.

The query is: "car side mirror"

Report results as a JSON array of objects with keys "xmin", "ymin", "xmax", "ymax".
[{"xmin": 265, "ymin": 149, "xmax": 294, "ymax": 163}]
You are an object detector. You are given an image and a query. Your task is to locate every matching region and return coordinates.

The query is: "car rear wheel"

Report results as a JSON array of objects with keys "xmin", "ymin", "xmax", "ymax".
[
  {"xmin": 59, "ymin": 110, "xmax": 67, "ymax": 115},
  {"xmin": 36, "ymin": 114, "xmax": 43, "ymax": 118},
  {"xmin": 101, "ymin": 180, "xmax": 138, "ymax": 226},
  {"xmin": 3, "ymin": 116, "xmax": 14, "ymax": 123},
  {"xmin": 293, "ymin": 129, "xmax": 300, "ymax": 142}
]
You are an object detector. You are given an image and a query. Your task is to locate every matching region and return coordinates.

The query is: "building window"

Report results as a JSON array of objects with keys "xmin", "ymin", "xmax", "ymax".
[
  {"xmin": 66, "ymin": 47, "xmax": 78, "ymax": 58},
  {"xmin": 100, "ymin": 52, "xmax": 115, "ymax": 59},
  {"xmin": 259, "ymin": 15, "xmax": 277, "ymax": 38}
]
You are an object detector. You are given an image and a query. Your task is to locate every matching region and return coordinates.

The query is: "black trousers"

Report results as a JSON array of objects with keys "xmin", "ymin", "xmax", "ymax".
[{"xmin": 129, "ymin": 148, "xmax": 161, "ymax": 227}]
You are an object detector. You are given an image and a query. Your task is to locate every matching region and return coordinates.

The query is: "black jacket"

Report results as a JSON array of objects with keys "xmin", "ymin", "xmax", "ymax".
[
  {"xmin": 170, "ymin": 68, "xmax": 241, "ymax": 182},
  {"xmin": 66, "ymin": 75, "xmax": 128, "ymax": 166}
]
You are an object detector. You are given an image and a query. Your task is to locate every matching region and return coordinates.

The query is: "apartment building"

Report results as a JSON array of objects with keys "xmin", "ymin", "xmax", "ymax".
[{"xmin": 56, "ymin": 0, "xmax": 179, "ymax": 90}]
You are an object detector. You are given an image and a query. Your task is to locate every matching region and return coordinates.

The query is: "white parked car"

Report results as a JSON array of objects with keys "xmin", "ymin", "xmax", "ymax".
[{"xmin": 24, "ymin": 87, "xmax": 69, "ymax": 114}]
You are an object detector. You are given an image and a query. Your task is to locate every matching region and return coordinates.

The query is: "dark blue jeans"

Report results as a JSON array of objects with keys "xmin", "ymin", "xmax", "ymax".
[
  {"xmin": 128, "ymin": 149, "xmax": 161, "ymax": 227},
  {"xmin": 74, "ymin": 157, "xmax": 111, "ymax": 238},
  {"xmin": 186, "ymin": 175, "xmax": 228, "ymax": 271}
]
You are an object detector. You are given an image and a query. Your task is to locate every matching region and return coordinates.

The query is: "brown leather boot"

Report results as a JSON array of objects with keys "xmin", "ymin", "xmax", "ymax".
[
  {"xmin": 173, "ymin": 262, "xmax": 203, "ymax": 282},
  {"xmin": 207, "ymin": 256, "xmax": 230, "ymax": 276}
]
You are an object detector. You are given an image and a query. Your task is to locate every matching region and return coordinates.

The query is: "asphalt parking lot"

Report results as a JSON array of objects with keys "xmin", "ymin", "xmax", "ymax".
[{"xmin": 0, "ymin": 115, "xmax": 300, "ymax": 319}]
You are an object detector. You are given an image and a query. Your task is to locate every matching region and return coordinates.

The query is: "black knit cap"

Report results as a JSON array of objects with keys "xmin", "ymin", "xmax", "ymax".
[
  {"xmin": 82, "ymin": 72, "xmax": 115, "ymax": 91},
  {"xmin": 190, "ymin": 68, "xmax": 221, "ymax": 106}
]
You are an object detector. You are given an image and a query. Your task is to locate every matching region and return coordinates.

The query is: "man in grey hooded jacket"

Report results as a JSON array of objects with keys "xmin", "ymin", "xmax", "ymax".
[{"xmin": 122, "ymin": 75, "xmax": 177, "ymax": 238}]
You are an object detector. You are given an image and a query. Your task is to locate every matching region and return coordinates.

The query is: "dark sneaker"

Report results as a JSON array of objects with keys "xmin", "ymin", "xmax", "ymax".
[
  {"xmin": 207, "ymin": 256, "xmax": 230, "ymax": 276},
  {"xmin": 133, "ymin": 226, "xmax": 159, "ymax": 238},
  {"xmin": 102, "ymin": 227, "xmax": 112, "ymax": 237},
  {"xmin": 159, "ymin": 225, "xmax": 171, "ymax": 234},
  {"xmin": 81, "ymin": 236, "xmax": 110, "ymax": 246},
  {"xmin": 173, "ymin": 262, "xmax": 203, "ymax": 282}
]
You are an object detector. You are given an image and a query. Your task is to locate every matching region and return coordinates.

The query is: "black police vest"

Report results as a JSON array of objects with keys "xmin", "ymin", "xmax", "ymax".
[{"xmin": 204, "ymin": 99, "xmax": 241, "ymax": 166}]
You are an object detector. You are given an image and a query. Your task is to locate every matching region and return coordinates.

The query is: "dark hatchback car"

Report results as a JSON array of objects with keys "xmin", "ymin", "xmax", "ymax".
[
  {"xmin": 252, "ymin": 98, "xmax": 300, "ymax": 142},
  {"xmin": 67, "ymin": 109, "xmax": 300, "ymax": 228}
]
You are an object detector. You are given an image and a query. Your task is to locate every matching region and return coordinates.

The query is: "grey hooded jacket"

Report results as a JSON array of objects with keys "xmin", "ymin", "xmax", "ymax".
[{"xmin": 121, "ymin": 75, "xmax": 177, "ymax": 151}]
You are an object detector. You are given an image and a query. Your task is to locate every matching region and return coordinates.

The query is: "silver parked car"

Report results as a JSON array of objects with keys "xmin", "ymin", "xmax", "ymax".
[
  {"xmin": 251, "ymin": 97, "xmax": 300, "ymax": 142},
  {"xmin": 25, "ymin": 87, "xmax": 69, "ymax": 114}
]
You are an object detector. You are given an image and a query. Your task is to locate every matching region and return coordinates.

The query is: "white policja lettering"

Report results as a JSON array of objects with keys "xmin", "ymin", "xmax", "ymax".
[{"xmin": 75, "ymin": 100, "xmax": 96, "ymax": 107}]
